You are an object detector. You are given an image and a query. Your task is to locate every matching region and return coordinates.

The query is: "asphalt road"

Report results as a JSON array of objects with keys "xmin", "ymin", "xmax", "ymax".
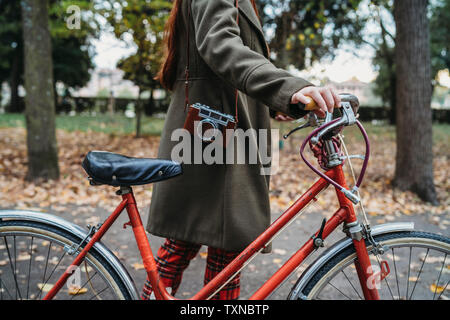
[
  {"xmin": 32, "ymin": 203, "xmax": 449, "ymax": 300},
  {"xmin": 1, "ymin": 201, "xmax": 448, "ymax": 300}
]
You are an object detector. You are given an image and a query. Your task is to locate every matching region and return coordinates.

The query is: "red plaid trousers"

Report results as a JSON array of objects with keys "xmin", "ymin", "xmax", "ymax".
[{"xmin": 141, "ymin": 238, "xmax": 241, "ymax": 300}]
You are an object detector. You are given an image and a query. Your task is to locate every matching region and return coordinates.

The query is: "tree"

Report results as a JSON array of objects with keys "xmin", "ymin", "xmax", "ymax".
[
  {"xmin": 0, "ymin": 0, "xmax": 24, "ymax": 113},
  {"xmin": 430, "ymin": 0, "xmax": 450, "ymax": 83},
  {"xmin": 0, "ymin": 0, "xmax": 97, "ymax": 113},
  {"xmin": 21, "ymin": 0, "xmax": 59, "ymax": 180},
  {"xmin": 103, "ymin": 0, "xmax": 171, "ymax": 137},
  {"xmin": 366, "ymin": 0, "xmax": 397, "ymax": 124},
  {"xmin": 361, "ymin": 0, "xmax": 449, "ymax": 124},
  {"xmin": 393, "ymin": 0, "xmax": 438, "ymax": 204},
  {"xmin": 257, "ymin": 0, "xmax": 366, "ymax": 70},
  {"xmin": 48, "ymin": 1, "xmax": 98, "ymax": 108}
]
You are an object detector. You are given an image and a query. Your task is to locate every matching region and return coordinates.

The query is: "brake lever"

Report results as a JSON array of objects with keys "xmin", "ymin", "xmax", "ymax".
[
  {"xmin": 310, "ymin": 102, "xmax": 356, "ymax": 145},
  {"xmin": 283, "ymin": 112, "xmax": 321, "ymax": 139},
  {"xmin": 283, "ymin": 121, "xmax": 310, "ymax": 139}
]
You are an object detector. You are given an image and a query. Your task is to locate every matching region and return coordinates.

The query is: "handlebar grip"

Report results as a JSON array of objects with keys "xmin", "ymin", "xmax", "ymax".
[{"xmin": 303, "ymin": 96, "xmax": 319, "ymax": 111}]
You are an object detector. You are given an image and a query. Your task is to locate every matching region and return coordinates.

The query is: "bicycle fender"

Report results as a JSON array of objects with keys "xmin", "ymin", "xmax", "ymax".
[
  {"xmin": 0, "ymin": 209, "xmax": 140, "ymax": 300},
  {"xmin": 287, "ymin": 222, "xmax": 415, "ymax": 300}
]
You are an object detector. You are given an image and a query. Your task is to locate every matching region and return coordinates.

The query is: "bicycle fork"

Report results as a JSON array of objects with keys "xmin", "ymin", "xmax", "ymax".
[{"xmin": 334, "ymin": 166, "xmax": 382, "ymax": 300}]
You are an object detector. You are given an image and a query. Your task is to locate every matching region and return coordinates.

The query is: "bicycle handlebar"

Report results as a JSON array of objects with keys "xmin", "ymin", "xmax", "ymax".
[{"xmin": 290, "ymin": 94, "xmax": 370, "ymax": 204}]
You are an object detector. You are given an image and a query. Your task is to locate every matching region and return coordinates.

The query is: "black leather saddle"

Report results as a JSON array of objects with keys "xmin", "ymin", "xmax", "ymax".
[{"xmin": 82, "ymin": 151, "xmax": 182, "ymax": 187}]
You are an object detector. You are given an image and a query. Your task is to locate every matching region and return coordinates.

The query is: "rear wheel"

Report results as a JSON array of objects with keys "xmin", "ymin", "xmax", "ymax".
[
  {"xmin": 295, "ymin": 231, "xmax": 450, "ymax": 300},
  {"xmin": 0, "ymin": 219, "xmax": 133, "ymax": 300}
]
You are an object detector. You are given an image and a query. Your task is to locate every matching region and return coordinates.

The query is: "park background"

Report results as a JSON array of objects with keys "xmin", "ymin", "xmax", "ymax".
[{"xmin": 0, "ymin": 0, "xmax": 448, "ymax": 299}]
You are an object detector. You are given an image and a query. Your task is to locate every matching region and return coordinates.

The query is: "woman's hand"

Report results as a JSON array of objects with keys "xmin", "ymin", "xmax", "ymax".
[
  {"xmin": 291, "ymin": 86, "xmax": 341, "ymax": 118},
  {"xmin": 274, "ymin": 113, "xmax": 294, "ymax": 122}
]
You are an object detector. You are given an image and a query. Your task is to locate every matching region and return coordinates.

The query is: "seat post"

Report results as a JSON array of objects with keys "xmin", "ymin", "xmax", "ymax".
[
  {"xmin": 120, "ymin": 186, "xmax": 173, "ymax": 300},
  {"xmin": 116, "ymin": 185, "xmax": 133, "ymax": 196}
]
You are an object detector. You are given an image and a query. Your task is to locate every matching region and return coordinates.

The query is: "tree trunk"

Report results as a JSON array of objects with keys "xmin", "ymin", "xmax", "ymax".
[
  {"xmin": 8, "ymin": 52, "xmax": 21, "ymax": 113},
  {"xmin": 21, "ymin": 0, "xmax": 59, "ymax": 181},
  {"xmin": 145, "ymin": 88, "xmax": 155, "ymax": 116},
  {"xmin": 393, "ymin": 0, "xmax": 438, "ymax": 204},
  {"xmin": 388, "ymin": 71, "xmax": 396, "ymax": 125},
  {"xmin": 379, "ymin": 17, "xmax": 397, "ymax": 125},
  {"xmin": 135, "ymin": 87, "xmax": 143, "ymax": 138}
]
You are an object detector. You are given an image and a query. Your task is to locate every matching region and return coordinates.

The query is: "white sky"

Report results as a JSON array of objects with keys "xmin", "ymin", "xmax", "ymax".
[
  {"xmin": 92, "ymin": 32, "xmax": 377, "ymax": 84},
  {"xmin": 92, "ymin": 32, "xmax": 136, "ymax": 69},
  {"xmin": 92, "ymin": 32, "xmax": 450, "ymax": 87}
]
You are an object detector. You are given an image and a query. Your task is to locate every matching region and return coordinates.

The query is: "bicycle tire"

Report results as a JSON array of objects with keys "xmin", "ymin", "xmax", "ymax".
[
  {"xmin": 0, "ymin": 219, "xmax": 134, "ymax": 300},
  {"xmin": 292, "ymin": 231, "xmax": 450, "ymax": 300}
]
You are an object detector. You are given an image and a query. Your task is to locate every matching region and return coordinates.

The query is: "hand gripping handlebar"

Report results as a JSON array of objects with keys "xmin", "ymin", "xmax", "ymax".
[{"xmin": 296, "ymin": 97, "xmax": 370, "ymax": 204}]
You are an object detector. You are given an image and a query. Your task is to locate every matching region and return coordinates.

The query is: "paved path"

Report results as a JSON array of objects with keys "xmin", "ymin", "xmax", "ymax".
[{"xmin": 15, "ymin": 202, "xmax": 446, "ymax": 300}]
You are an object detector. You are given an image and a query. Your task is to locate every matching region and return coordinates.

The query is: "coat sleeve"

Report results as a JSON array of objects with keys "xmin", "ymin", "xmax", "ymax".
[{"xmin": 191, "ymin": 0, "xmax": 314, "ymax": 118}]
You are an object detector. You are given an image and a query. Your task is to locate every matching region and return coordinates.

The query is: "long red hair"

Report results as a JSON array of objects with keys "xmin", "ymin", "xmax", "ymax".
[{"xmin": 157, "ymin": 0, "xmax": 260, "ymax": 90}]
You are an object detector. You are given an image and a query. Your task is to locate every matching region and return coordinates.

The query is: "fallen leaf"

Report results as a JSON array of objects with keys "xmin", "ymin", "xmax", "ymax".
[
  {"xmin": 68, "ymin": 285, "xmax": 88, "ymax": 295},
  {"xmin": 273, "ymin": 248, "xmax": 287, "ymax": 255},
  {"xmin": 17, "ymin": 253, "xmax": 31, "ymax": 261},
  {"xmin": 37, "ymin": 283, "xmax": 54, "ymax": 292},
  {"xmin": 132, "ymin": 262, "xmax": 145, "ymax": 270},
  {"xmin": 272, "ymin": 258, "xmax": 282, "ymax": 264},
  {"xmin": 430, "ymin": 284, "xmax": 445, "ymax": 294}
]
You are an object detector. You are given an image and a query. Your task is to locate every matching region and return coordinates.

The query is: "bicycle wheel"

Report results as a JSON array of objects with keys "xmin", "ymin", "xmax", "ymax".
[
  {"xmin": 0, "ymin": 219, "xmax": 133, "ymax": 300},
  {"xmin": 295, "ymin": 231, "xmax": 450, "ymax": 300}
]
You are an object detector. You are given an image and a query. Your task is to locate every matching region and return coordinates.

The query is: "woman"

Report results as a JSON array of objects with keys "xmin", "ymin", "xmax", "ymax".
[{"xmin": 143, "ymin": 0, "xmax": 340, "ymax": 300}]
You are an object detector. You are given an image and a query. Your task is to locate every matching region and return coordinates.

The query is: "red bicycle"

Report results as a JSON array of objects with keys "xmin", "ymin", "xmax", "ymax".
[{"xmin": 0, "ymin": 94, "xmax": 448, "ymax": 300}]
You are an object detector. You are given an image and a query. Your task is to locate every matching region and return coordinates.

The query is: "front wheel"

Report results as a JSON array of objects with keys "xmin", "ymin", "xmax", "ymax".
[
  {"xmin": 0, "ymin": 219, "xmax": 133, "ymax": 300},
  {"xmin": 294, "ymin": 231, "xmax": 450, "ymax": 300}
]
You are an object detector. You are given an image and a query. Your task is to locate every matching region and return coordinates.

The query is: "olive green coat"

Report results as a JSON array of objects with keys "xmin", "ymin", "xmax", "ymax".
[{"xmin": 146, "ymin": 0, "xmax": 313, "ymax": 252}]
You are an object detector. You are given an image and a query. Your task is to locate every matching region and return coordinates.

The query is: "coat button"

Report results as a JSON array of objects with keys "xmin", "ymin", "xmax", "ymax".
[{"xmin": 158, "ymin": 170, "xmax": 163, "ymax": 176}]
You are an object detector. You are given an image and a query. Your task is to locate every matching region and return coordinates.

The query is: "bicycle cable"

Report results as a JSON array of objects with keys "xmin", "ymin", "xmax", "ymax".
[{"xmin": 338, "ymin": 133, "xmax": 370, "ymax": 226}]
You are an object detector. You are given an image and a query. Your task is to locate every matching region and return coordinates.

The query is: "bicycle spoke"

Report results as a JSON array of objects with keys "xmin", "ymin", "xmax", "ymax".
[
  {"xmin": 436, "ymin": 280, "xmax": 449, "ymax": 300},
  {"xmin": 0, "ymin": 277, "xmax": 14, "ymax": 300},
  {"xmin": 327, "ymin": 281, "xmax": 352, "ymax": 300},
  {"xmin": 374, "ymin": 255, "xmax": 395, "ymax": 300},
  {"xmin": 88, "ymin": 285, "xmax": 109, "ymax": 300},
  {"xmin": 36, "ymin": 249, "xmax": 67, "ymax": 299},
  {"xmin": 406, "ymin": 247, "xmax": 412, "ymax": 298},
  {"xmin": 70, "ymin": 271, "xmax": 98, "ymax": 300},
  {"xmin": 341, "ymin": 269, "xmax": 362, "ymax": 300},
  {"xmin": 408, "ymin": 248, "xmax": 429, "ymax": 300},
  {"xmin": 13, "ymin": 236, "xmax": 18, "ymax": 299},
  {"xmin": 26, "ymin": 237, "xmax": 34, "ymax": 300},
  {"xmin": 0, "ymin": 224, "xmax": 125, "ymax": 300},
  {"xmin": 433, "ymin": 253, "xmax": 447, "ymax": 300},
  {"xmin": 391, "ymin": 248, "xmax": 401, "ymax": 300},
  {"xmin": 37, "ymin": 241, "xmax": 52, "ymax": 300},
  {"xmin": 3, "ymin": 236, "xmax": 22, "ymax": 299}
]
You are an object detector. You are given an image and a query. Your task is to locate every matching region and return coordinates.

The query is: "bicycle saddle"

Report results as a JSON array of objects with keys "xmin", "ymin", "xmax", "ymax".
[{"xmin": 82, "ymin": 151, "xmax": 182, "ymax": 187}]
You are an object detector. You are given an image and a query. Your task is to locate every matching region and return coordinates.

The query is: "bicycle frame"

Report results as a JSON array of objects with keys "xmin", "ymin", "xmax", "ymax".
[{"xmin": 43, "ymin": 163, "xmax": 380, "ymax": 301}]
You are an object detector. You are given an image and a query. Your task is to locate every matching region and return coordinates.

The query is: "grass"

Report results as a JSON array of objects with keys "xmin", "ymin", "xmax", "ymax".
[
  {"xmin": 272, "ymin": 118, "xmax": 450, "ymax": 146},
  {"xmin": 0, "ymin": 113, "xmax": 448, "ymax": 143},
  {"xmin": 0, "ymin": 113, "xmax": 165, "ymax": 136}
]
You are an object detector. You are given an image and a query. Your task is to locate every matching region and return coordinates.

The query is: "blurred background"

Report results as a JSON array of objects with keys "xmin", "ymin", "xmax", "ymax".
[{"xmin": 0, "ymin": 0, "xmax": 448, "ymax": 298}]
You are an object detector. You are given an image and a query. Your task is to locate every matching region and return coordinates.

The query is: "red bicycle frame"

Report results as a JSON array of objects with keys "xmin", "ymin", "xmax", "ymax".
[{"xmin": 43, "ymin": 163, "xmax": 380, "ymax": 300}]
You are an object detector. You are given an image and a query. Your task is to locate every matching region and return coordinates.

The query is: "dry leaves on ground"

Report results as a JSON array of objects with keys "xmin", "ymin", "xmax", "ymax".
[
  {"xmin": 0, "ymin": 128, "xmax": 158, "ymax": 214},
  {"xmin": 0, "ymin": 127, "xmax": 448, "ymax": 223},
  {"xmin": 270, "ymin": 126, "xmax": 449, "ymax": 221}
]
